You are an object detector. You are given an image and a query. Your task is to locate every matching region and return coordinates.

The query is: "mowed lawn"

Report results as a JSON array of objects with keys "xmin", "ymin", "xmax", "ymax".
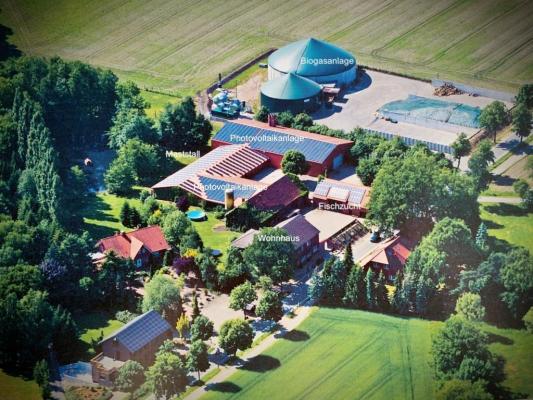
[
  {"xmin": 202, "ymin": 308, "xmax": 440, "ymax": 400},
  {"xmin": 0, "ymin": 370, "xmax": 40, "ymax": 400},
  {"xmin": 81, "ymin": 192, "xmax": 143, "ymax": 240},
  {"xmin": 75, "ymin": 312, "xmax": 124, "ymax": 359},
  {"xmin": 188, "ymin": 207, "xmax": 238, "ymax": 256},
  {"xmin": 2, "ymin": 0, "xmax": 531, "ymax": 93},
  {"xmin": 482, "ymin": 324, "xmax": 533, "ymax": 396},
  {"xmin": 480, "ymin": 203, "xmax": 533, "ymax": 252}
]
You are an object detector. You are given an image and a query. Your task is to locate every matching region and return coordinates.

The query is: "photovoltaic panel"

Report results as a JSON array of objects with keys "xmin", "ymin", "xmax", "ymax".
[
  {"xmin": 103, "ymin": 310, "xmax": 171, "ymax": 353},
  {"xmin": 213, "ymin": 122, "xmax": 338, "ymax": 163},
  {"xmin": 199, "ymin": 176, "xmax": 260, "ymax": 203}
]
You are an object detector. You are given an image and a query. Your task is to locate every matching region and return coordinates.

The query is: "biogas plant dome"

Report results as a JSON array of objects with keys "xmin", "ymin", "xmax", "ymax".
[{"xmin": 268, "ymin": 38, "xmax": 357, "ymax": 85}]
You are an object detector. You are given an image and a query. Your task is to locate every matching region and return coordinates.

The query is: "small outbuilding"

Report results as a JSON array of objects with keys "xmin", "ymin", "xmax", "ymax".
[{"xmin": 260, "ymin": 72, "xmax": 322, "ymax": 114}]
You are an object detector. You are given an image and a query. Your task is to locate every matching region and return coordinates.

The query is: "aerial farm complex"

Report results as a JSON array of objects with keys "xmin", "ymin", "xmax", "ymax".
[{"xmin": 0, "ymin": 2, "xmax": 532, "ymax": 400}]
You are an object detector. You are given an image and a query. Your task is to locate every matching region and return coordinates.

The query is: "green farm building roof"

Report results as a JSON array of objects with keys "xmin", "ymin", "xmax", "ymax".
[
  {"xmin": 261, "ymin": 72, "xmax": 322, "ymax": 100},
  {"xmin": 268, "ymin": 38, "xmax": 356, "ymax": 77}
]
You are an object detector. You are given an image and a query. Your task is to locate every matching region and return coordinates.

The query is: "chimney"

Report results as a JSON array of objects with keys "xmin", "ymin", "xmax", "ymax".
[{"xmin": 225, "ymin": 189, "xmax": 235, "ymax": 210}]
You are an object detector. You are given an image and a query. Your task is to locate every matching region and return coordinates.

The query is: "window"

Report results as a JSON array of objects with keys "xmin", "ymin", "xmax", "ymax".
[{"xmin": 136, "ymin": 259, "xmax": 142, "ymax": 268}]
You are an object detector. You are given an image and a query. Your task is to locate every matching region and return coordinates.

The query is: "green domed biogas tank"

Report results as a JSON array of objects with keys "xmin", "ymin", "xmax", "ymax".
[
  {"xmin": 268, "ymin": 38, "xmax": 356, "ymax": 84},
  {"xmin": 260, "ymin": 72, "xmax": 322, "ymax": 114}
]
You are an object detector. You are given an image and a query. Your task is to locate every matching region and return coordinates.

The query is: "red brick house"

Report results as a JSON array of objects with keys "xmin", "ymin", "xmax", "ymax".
[
  {"xmin": 94, "ymin": 226, "xmax": 171, "ymax": 268},
  {"xmin": 91, "ymin": 310, "xmax": 173, "ymax": 386},
  {"xmin": 357, "ymin": 236, "xmax": 412, "ymax": 281}
]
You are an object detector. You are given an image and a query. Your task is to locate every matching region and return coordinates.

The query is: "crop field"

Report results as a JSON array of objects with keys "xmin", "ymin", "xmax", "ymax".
[
  {"xmin": 1, "ymin": 0, "xmax": 531, "ymax": 96},
  {"xmin": 201, "ymin": 308, "xmax": 440, "ymax": 400}
]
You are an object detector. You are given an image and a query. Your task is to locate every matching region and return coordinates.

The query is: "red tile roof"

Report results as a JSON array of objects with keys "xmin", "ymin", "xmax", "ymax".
[
  {"xmin": 247, "ymin": 175, "xmax": 302, "ymax": 211},
  {"xmin": 358, "ymin": 236, "xmax": 412, "ymax": 270},
  {"xmin": 97, "ymin": 226, "xmax": 170, "ymax": 260}
]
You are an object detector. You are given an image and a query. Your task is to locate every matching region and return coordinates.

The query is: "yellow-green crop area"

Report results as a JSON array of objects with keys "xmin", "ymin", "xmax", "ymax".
[
  {"xmin": 201, "ymin": 308, "xmax": 441, "ymax": 400},
  {"xmin": 1, "ymin": 0, "xmax": 531, "ymax": 94}
]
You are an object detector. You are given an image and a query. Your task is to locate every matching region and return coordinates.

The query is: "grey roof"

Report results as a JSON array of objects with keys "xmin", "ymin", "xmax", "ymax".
[
  {"xmin": 277, "ymin": 214, "xmax": 320, "ymax": 250},
  {"xmin": 101, "ymin": 310, "xmax": 172, "ymax": 353},
  {"xmin": 213, "ymin": 122, "xmax": 339, "ymax": 163},
  {"xmin": 231, "ymin": 229, "xmax": 259, "ymax": 249}
]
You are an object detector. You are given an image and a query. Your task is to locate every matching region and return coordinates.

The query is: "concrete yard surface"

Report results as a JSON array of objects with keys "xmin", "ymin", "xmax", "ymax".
[{"xmin": 313, "ymin": 70, "xmax": 511, "ymax": 147}]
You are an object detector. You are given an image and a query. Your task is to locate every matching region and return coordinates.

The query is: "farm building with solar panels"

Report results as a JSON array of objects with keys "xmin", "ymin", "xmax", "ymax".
[
  {"xmin": 91, "ymin": 310, "xmax": 172, "ymax": 386},
  {"xmin": 311, "ymin": 178, "xmax": 371, "ymax": 217},
  {"xmin": 211, "ymin": 119, "xmax": 352, "ymax": 176},
  {"xmin": 152, "ymin": 144, "xmax": 269, "ymax": 206},
  {"xmin": 267, "ymin": 38, "xmax": 357, "ymax": 85},
  {"xmin": 260, "ymin": 72, "xmax": 322, "ymax": 114}
]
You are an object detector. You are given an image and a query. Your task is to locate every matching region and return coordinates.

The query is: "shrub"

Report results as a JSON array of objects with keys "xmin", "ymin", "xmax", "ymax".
[{"xmin": 115, "ymin": 310, "xmax": 139, "ymax": 324}]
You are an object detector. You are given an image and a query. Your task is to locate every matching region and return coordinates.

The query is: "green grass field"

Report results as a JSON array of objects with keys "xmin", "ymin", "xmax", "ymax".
[
  {"xmin": 188, "ymin": 206, "xmax": 238, "ymax": 256},
  {"xmin": 141, "ymin": 89, "xmax": 181, "ymax": 119},
  {"xmin": 200, "ymin": 308, "xmax": 533, "ymax": 400},
  {"xmin": 1, "ymin": 0, "xmax": 531, "ymax": 94},
  {"xmin": 480, "ymin": 202, "xmax": 533, "ymax": 252},
  {"xmin": 81, "ymin": 192, "xmax": 143, "ymax": 239},
  {"xmin": 201, "ymin": 308, "xmax": 440, "ymax": 400},
  {"xmin": 75, "ymin": 312, "xmax": 125, "ymax": 359},
  {"xmin": 482, "ymin": 323, "xmax": 533, "ymax": 396},
  {"xmin": 0, "ymin": 370, "xmax": 40, "ymax": 400}
]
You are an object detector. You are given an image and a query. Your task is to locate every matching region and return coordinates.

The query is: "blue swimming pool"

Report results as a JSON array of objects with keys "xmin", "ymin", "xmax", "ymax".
[
  {"xmin": 186, "ymin": 209, "xmax": 206, "ymax": 221},
  {"xmin": 59, "ymin": 362, "xmax": 92, "ymax": 380}
]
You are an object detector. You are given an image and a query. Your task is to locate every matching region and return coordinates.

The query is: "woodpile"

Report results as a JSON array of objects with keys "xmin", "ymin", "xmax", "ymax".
[{"xmin": 434, "ymin": 83, "xmax": 463, "ymax": 96}]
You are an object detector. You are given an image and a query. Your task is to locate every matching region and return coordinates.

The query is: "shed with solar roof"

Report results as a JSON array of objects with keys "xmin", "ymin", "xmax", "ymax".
[{"xmin": 91, "ymin": 310, "xmax": 173, "ymax": 385}]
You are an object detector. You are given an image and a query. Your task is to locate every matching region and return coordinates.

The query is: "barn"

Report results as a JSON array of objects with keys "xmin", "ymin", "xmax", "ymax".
[
  {"xmin": 260, "ymin": 72, "xmax": 322, "ymax": 114},
  {"xmin": 267, "ymin": 37, "xmax": 357, "ymax": 86},
  {"xmin": 211, "ymin": 119, "xmax": 353, "ymax": 176}
]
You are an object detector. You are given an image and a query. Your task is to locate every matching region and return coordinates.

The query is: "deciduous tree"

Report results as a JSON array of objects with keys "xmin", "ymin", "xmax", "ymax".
[{"xmin": 218, "ymin": 319, "xmax": 253, "ymax": 356}]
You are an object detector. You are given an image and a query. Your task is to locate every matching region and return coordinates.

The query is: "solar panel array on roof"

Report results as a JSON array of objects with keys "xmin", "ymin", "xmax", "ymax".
[
  {"xmin": 314, "ymin": 181, "xmax": 366, "ymax": 205},
  {"xmin": 198, "ymin": 176, "xmax": 261, "ymax": 203},
  {"xmin": 152, "ymin": 145, "xmax": 237, "ymax": 188},
  {"xmin": 103, "ymin": 310, "xmax": 171, "ymax": 353},
  {"xmin": 214, "ymin": 122, "xmax": 337, "ymax": 163}
]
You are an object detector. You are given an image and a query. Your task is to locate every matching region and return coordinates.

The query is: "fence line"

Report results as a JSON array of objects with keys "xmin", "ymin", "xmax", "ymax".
[
  {"xmin": 431, "ymin": 79, "xmax": 515, "ymax": 103},
  {"xmin": 364, "ymin": 128, "xmax": 453, "ymax": 154}
]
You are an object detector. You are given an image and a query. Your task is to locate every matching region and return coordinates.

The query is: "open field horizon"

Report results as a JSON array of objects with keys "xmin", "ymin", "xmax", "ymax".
[{"xmin": 1, "ymin": 0, "xmax": 532, "ymax": 96}]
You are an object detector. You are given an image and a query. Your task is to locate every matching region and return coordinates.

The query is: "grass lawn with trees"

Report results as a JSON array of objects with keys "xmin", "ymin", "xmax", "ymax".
[
  {"xmin": 75, "ymin": 313, "xmax": 125, "ymax": 359},
  {"xmin": 141, "ymin": 90, "xmax": 181, "ymax": 119},
  {"xmin": 0, "ymin": 370, "xmax": 40, "ymax": 400},
  {"xmin": 81, "ymin": 192, "xmax": 143, "ymax": 239},
  {"xmin": 482, "ymin": 323, "xmax": 533, "ymax": 396},
  {"xmin": 201, "ymin": 308, "xmax": 440, "ymax": 400},
  {"xmin": 480, "ymin": 203, "xmax": 533, "ymax": 252},
  {"xmin": 188, "ymin": 207, "xmax": 238, "ymax": 256}
]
